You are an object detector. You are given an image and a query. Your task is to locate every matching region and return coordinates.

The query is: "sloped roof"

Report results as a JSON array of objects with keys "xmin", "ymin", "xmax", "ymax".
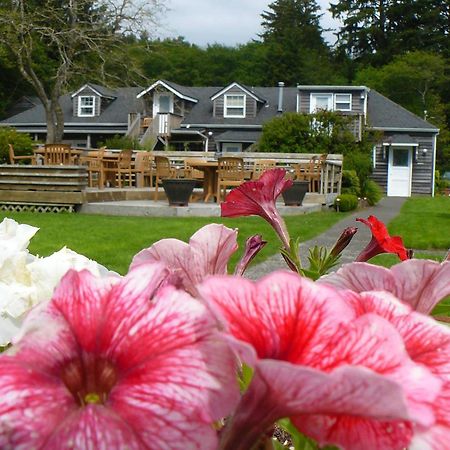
[
  {"xmin": 367, "ymin": 90, "xmax": 438, "ymax": 131},
  {"xmin": 2, "ymin": 87, "xmax": 143, "ymax": 125},
  {"xmin": 182, "ymin": 86, "xmax": 298, "ymax": 126},
  {"xmin": 214, "ymin": 130, "xmax": 262, "ymax": 142}
]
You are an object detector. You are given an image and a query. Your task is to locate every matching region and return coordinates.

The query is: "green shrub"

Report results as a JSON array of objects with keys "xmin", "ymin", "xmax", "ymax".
[
  {"xmin": 360, "ymin": 179, "xmax": 383, "ymax": 205},
  {"xmin": 0, "ymin": 127, "xmax": 34, "ymax": 163},
  {"xmin": 99, "ymin": 135, "xmax": 141, "ymax": 150},
  {"xmin": 341, "ymin": 170, "xmax": 360, "ymax": 196},
  {"xmin": 342, "ymin": 151, "xmax": 373, "ymax": 180},
  {"xmin": 334, "ymin": 194, "xmax": 358, "ymax": 211}
]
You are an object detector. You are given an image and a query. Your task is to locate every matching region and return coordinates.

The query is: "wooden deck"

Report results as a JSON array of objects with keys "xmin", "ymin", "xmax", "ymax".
[{"xmin": 0, "ymin": 165, "xmax": 87, "ymax": 212}]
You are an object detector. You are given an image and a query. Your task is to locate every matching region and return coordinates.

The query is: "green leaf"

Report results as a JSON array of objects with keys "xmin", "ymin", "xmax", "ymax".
[{"xmin": 278, "ymin": 418, "xmax": 317, "ymax": 450}]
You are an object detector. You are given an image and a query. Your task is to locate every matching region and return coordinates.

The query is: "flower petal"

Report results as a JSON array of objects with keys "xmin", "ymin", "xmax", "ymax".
[
  {"xmin": 198, "ymin": 271, "xmax": 355, "ymax": 361},
  {"xmin": 0, "ymin": 358, "xmax": 74, "ymax": 449},
  {"xmin": 130, "ymin": 224, "xmax": 238, "ymax": 295}
]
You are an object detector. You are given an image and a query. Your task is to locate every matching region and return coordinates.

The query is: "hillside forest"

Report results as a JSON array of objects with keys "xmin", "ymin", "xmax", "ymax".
[{"xmin": 0, "ymin": 0, "xmax": 448, "ymax": 170}]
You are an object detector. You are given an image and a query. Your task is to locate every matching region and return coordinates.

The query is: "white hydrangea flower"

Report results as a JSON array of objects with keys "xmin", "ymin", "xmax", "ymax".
[{"xmin": 0, "ymin": 218, "xmax": 114, "ymax": 346}]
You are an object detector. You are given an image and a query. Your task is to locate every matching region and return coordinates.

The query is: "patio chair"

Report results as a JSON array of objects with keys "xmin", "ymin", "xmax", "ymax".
[
  {"xmin": 216, "ymin": 156, "xmax": 245, "ymax": 202},
  {"xmin": 116, "ymin": 149, "xmax": 134, "ymax": 188},
  {"xmin": 252, "ymin": 159, "xmax": 277, "ymax": 180},
  {"xmin": 154, "ymin": 155, "xmax": 177, "ymax": 200},
  {"xmin": 42, "ymin": 143, "xmax": 74, "ymax": 165},
  {"xmin": 132, "ymin": 151, "xmax": 153, "ymax": 188},
  {"xmin": 8, "ymin": 144, "xmax": 36, "ymax": 165},
  {"xmin": 184, "ymin": 158, "xmax": 205, "ymax": 180},
  {"xmin": 82, "ymin": 147, "xmax": 106, "ymax": 188}
]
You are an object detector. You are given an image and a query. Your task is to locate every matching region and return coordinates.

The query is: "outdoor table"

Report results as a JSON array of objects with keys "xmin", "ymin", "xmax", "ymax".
[
  {"xmin": 189, "ymin": 161, "xmax": 219, "ymax": 202},
  {"xmin": 101, "ymin": 153, "xmax": 120, "ymax": 188}
]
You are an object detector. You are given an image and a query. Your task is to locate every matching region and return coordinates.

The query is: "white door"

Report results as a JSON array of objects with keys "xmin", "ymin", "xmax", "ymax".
[
  {"xmin": 387, "ymin": 147, "xmax": 412, "ymax": 197},
  {"xmin": 153, "ymin": 93, "xmax": 173, "ymax": 116}
]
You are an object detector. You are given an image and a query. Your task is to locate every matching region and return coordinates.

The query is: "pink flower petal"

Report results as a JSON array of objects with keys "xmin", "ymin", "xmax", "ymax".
[
  {"xmin": 319, "ymin": 260, "xmax": 450, "ymax": 314},
  {"xmin": 0, "ymin": 359, "xmax": 74, "ymax": 449},
  {"xmin": 350, "ymin": 291, "xmax": 450, "ymax": 447},
  {"xmin": 198, "ymin": 271, "xmax": 355, "ymax": 361},
  {"xmin": 130, "ymin": 224, "xmax": 238, "ymax": 295},
  {"xmin": 1, "ymin": 262, "xmax": 240, "ymax": 449}
]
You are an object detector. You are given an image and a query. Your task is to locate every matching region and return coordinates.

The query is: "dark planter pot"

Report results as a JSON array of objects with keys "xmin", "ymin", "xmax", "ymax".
[
  {"xmin": 281, "ymin": 180, "xmax": 309, "ymax": 206},
  {"xmin": 162, "ymin": 178, "xmax": 196, "ymax": 206}
]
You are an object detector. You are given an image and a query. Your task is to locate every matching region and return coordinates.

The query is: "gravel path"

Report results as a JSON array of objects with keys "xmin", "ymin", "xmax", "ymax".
[{"xmin": 245, "ymin": 197, "xmax": 409, "ymax": 279}]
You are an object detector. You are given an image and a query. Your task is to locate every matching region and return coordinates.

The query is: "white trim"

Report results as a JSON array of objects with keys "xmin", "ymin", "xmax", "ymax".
[
  {"xmin": 136, "ymin": 80, "xmax": 198, "ymax": 102},
  {"xmin": 432, "ymin": 134, "xmax": 437, "ymax": 197},
  {"xmin": 382, "ymin": 142, "xmax": 419, "ymax": 147},
  {"xmin": 334, "ymin": 93, "xmax": 352, "ymax": 111},
  {"xmin": 372, "ymin": 145, "xmax": 377, "ymax": 169},
  {"xmin": 71, "ymin": 84, "xmax": 114, "ymax": 99},
  {"xmin": 310, "ymin": 93, "xmax": 333, "ymax": 113},
  {"xmin": 371, "ymin": 126, "xmax": 440, "ymax": 133},
  {"xmin": 181, "ymin": 124, "xmax": 261, "ymax": 129},
  {"xmin": 224, "ymin": 94, "xmax": 246, "ymax": 118},
  {"xmin": 211, "ymin": 82, "xmax": 261, "ymax": 102},
  {"xmin": 154, "ymin": 92, "xmax": 174, "ymax": 115},
  {"xmin": 298, "ymin": 85, "xmax": 369, "ymax": 91},
  {"xmin": 78, "ymin": 96, "xmax": 96, "ymax": 117},
  {"xmin": 387, "ymin": 146, "xmax": 413, "ymax": 197}
]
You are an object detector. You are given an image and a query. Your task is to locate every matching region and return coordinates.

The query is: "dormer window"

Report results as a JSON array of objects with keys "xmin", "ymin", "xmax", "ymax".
[
  {"xmin": 224, "ymin": 94, "xmax": 245, "ymax": 118},
  {"xmin": 78, "ymin": 96, "xmax": 95, "ymax": 117},
  {"xmin": 335, "ymin": 93, "xmax": 352, "ymax": 111}
]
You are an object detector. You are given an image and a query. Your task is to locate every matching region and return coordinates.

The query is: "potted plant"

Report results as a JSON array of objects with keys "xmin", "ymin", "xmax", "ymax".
[
  {"xmin": 281, "ymin": 180, "xmax": 309, "ymax": 206},
  {"xmin": 162, "ymin": 178, "xmax": 197, "ymax": 206}
]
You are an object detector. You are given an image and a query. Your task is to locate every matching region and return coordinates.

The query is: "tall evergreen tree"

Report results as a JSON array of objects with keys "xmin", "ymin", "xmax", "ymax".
[
  {"xmin": 259, "ymin": 0, "xmax": 338, "ymax": 86},
  {"xmin": 331, "ymin": 0, "xmax": 449, "ymax": 65}
]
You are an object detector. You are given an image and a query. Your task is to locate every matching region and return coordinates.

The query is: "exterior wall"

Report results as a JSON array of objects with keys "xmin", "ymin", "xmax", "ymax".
[
  {"xmin": 370, "ymin": 132, "xmax": 435, "ymax": 195},
  {"xmin": 213, "ymin": 86, "xmax": 257, "ymax": 118},
  {"xmin": 297, "ymin": 89, "xmax": 365, "ymax": 114},
  {"xmin": 297, "ymin": 89, "xmax": 365, "ymax": 140}
]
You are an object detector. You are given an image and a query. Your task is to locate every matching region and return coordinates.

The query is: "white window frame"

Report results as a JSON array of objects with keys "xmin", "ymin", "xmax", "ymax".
[
  {"xmin": 224, "ymin": 94, "xmax": 246, "ymax": 118},
  {"xmin": 222, "ymin": 143, "xmax": 242, "ymax": 153},
  {"xmin": 334, "ymin": 93, "xmax": 352, "ymax": 111},
  {"xmin": 310, "ymin": 93, "xmax": 333, "ymax": 113},
  {"xmin": 78, "ymin": 95, "xmax": 96, "ymax": 117},
  {"xmin": 310, "ymin": 93, "xmax": 353, "ymax": 113}
]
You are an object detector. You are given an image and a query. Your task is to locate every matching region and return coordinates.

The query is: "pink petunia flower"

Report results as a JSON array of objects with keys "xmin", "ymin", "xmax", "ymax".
[
  {"xmin": 356, "ymin": 215, "xmax": 410, "ymax": 262},
  {"xmin": 130, "ymin": 223, "xmax": 238, "ymax": 296},
  {"xmin": 221, "ymin": 168, "xmax": 292, "ymax": 249},
  {"xmin": 0, "ymin": 263, "xmax": 240, "ymax": 449},
  {"xmin": 199, "ymin": 272, "xmax": 441, "ymax": 450},
  {"xmin": 319, "ymin": 259, "xmax": 450, "ymax": 315},
  {"xmin": 346, "ymin": 291, "xmax": 450, "ymax": 449}
]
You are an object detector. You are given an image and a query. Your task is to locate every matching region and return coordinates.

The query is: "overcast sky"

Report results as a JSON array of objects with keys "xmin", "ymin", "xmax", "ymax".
[{"xmin": 158, "ymin": 0, "xmax": 340, "ymax": 47}]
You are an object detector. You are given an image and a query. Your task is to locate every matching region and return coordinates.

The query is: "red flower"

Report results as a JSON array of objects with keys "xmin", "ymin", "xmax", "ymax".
[
  {"xmin": 221, "ymin": 168, "xmax": 292, "ymax": 249},
  {"xmin": 356, "ymin": 215, "xmax": 410, "ymax": 262}
]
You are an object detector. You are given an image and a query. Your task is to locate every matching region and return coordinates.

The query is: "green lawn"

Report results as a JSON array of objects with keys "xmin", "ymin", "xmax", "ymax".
[
  {"xmin": 370, "ymin": 196, "xmax": 449, "ymax": 267},
  {"xmin": 388, "ymin": 196, "xmax": 450, "ymax": 249},
  {"xmin": 0, "ymin": 210, "xmax": 347, "ymax": 275}
]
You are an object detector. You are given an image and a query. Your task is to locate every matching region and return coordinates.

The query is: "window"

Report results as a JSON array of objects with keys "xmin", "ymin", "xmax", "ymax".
[
  {"xmin": 310, "ymin": 93, "xmax": 332, "ymax": 112},
  {"xmin": 224, "ymin": 94, "xmax": 245, "ymax": 118},
  {"xmin": 158, "ymin": 94, "xmax": 172, "ymax": 113},
  {"xmin": 335, "ymin": 93, "xmax": 352, "ymax": 111},
  {"xmin": 222, "ymin": 143, "xmax": 242, "ymax": 152},
  {"xmin": 78, "ymin": 96, "xmax": 95, "ymax": 117},
  {"xmin": 310, "ymin": 93, "xmax": 353, "ymax": 112}
]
